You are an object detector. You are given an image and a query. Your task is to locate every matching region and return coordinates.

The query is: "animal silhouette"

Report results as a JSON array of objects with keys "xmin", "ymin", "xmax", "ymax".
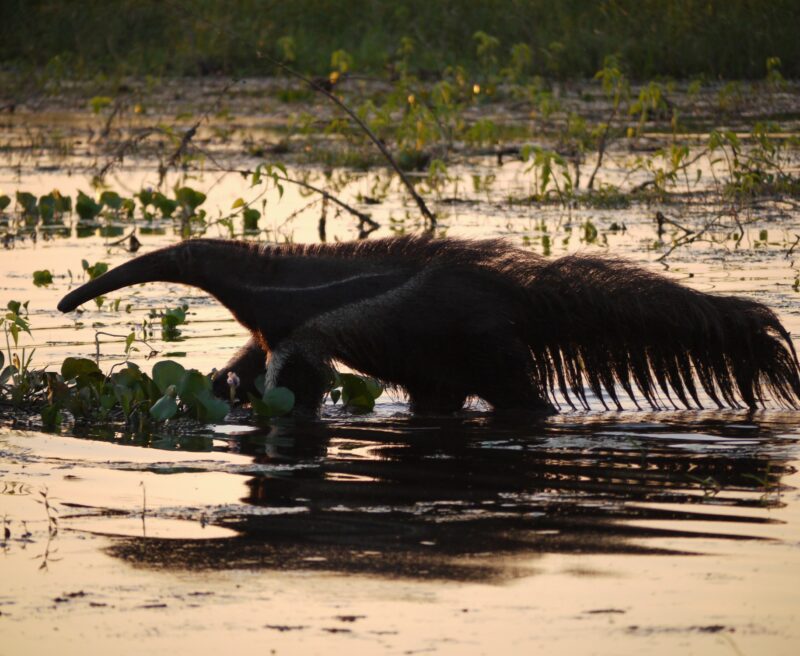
[{"xmin": 58, "ymin": 236, "xmax": 800, "ymax": 415}]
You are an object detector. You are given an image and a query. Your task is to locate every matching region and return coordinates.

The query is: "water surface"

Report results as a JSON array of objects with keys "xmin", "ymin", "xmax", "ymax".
[{"xmin": 1, "ymin": 92, "xmax": 800, "ymax": 655}]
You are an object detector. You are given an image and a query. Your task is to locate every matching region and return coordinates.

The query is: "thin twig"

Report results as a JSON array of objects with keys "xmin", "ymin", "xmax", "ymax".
[
  {"xmin": 656, "ymin": 211, "xmax": 725, "ymax": 261},
  {"xmin": 587, "ymin": 103, "xmax": 618, "ymax": 190},
  {"xmin": 656, "ymin": 210, "xmax": 693, "ymax": 237},
  {"xmin": 95, "ymin": 127, "xmax": 160, "ymax": 181},
  {"xmin": 156, "ymin": 79, "xmax": 238, "ymax": 186},
  {"xmin": 786, "ymin": 234, "xmax": 800, "ymax": 258},
  {"xmin": 99, "ymin": 100, "xmax": 124, "ymax": 140},
  {"xmin": 203, "ymin": 156, "xmax": 379, "ymax": 230}
]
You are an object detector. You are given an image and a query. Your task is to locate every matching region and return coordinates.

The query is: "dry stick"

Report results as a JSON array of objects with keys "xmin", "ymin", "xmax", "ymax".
[
  {"xmin": 785, "ymin": 234, "xmax": 800, "ymax": 258},
  {"xmin": 272, "ymin": 173, "xmax": 379, "ymax": 230},
  {"xmin": 157, "ymin": 79, "xmax": 240, "ymax": 187},
  {"xmin": 318, "ymin": 196, "xmax": 328, "ymax": 242},
  {"xmin": 587, "ymin": 103, "xmax": 618, "ymax": 190},
  {"xmin": 199, "ymin": 149, "xmax": 379, "ymax": 230},
  {"xmin": 262, "ymin": 55, "xmax": 437, "ymax": 227},
  {"xmin": 105, "ymin": 229, "xmax": 137, "ymax": 248},
  {"xmin": 277, "ymin": 197, "xmax": 322, "ymax": 231},
  {"xmin": 656, "ymin": 210, "xmax": 693, "ymax": 236},
  {"xmin": 656, "ymin": 212, "xmax": 725, "ymax": 262},
  {"xmin": 99, "ymin": 100, "xmax": 124, "ymax": 140},
  {"xmin": 95, "ymin": 80, "xmax": 238, "ymax": 184},
  {"xmin": 157, "ymin": 124, "xmax": 197, "ymax": 187},
  {"xmin": 95, "ymin": 127, "xmax": 159, "ymax": 180}
]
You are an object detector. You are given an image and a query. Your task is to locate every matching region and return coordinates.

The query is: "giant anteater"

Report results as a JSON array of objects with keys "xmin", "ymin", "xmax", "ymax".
[{"xmin": 58, "ymin": 236, "xmax": 800, "ymax": 415}]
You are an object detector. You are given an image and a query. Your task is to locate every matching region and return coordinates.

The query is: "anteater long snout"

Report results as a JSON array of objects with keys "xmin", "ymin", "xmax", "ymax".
[{"xmin": 57, "ymin": 251, "xmax": 174, "ymax": 312}]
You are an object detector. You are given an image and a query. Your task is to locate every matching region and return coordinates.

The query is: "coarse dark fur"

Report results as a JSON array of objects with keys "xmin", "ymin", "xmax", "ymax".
[{"xmin": 57, "ymin": 235, "xmax": 800, "ymax": 415}]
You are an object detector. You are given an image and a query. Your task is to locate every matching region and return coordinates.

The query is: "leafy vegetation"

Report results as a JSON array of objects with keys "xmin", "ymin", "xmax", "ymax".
[
  {"xmin": 0, "ymin": 298, "xmax": 386, "ymax": 431},
  {"xmin": 1, "ymin": 1, "xmax": 798, "ymax": 80}
]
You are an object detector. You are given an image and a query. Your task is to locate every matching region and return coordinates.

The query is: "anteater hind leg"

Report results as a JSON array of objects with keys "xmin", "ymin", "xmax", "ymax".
[
  {"xmin": 473, "ymin": 338, "xmax": 556, "ymax": 414},
  {"xmin": 406, "ymin": 385, "xmax": 468, "ymax": 415},
  {"xmin": 212, "ymin": 336, "xmax": 267, "ymax": 401}
]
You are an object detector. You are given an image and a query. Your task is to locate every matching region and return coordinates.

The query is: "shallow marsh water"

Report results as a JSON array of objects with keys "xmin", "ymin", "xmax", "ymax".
[{"xmin": 2, "ymin": 90, "xmax": 800, "ymax": 654}]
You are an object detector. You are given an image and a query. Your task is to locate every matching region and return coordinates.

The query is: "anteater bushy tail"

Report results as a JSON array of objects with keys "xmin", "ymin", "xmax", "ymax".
[{"xmin": 524, "ymin": 255, "xmax": 800, "ymax": 411}]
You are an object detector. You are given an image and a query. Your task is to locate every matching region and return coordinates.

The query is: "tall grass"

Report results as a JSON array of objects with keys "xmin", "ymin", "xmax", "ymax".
[{"xmin": 1, "ymin": 0, "xmax": 798, "ymax": 80}]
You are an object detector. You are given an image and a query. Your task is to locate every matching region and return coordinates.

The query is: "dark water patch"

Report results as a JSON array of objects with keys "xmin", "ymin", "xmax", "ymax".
[{"xmin": 102, "ymin": 413, "xmax": 797, "ymax": 582}]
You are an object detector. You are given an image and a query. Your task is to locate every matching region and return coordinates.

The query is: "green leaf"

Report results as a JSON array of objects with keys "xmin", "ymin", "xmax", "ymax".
[
  {"xmin": 85, "ymin": 261, "xmax": 109, "ymax": 280},
  {"xmin": 111, "ymin": 364, "xmax": 143, "ymax": 389},
  {"xmin": 160, "ymin": 305, "xmax": 187, "ymax": 328},
  {"xmin": 4, "ymin": 307, "xmax": 30, "ymax": 338},
  {"xmin": 89, "ymin": 96, "xmax": 113, "ymax": 113},
  {"xmin": 251, "ymin": 386, "xmax": 295, "ymax": 418},
  {"xmin": 99, "ymin": 392, "xmax": 117, "ymax": 411},
  {"xmin": 0, "ymin": 194, "xmax": 10, "ymax": 211},
  {"xmin": 99, "ymin": 190, "xmax": 123, "ymax": 209},
  {"xmin": 243, "ymin": 208, "xmax": 260, "ymax": 230},
  {"xmin": 38, "ymin": 194, "xmax": 56, "ymax": 222},
  {"xmin": 338, "ymin": 373, "xmax": 380, "ymax": 412},
  {"xmin": 0, "ymin": 365, "xmax": 13, "ymax": 385},
  {"xmin": 0, "ymin": 351, "xmax": 3, "ymax": 371},
  {"xmin": 175, "ymin": 186, "xmax": 206, "ymax": 212},
  {"xmin": 41, "ymin": 405, "xmax": 62, "ymax": 431},
  {"xmin": 149, "ymin": 395, "xmax": 178, "ymax": 421},
  {"xmin": 153, "ymin": 193, "xmax": 178, "ymax": 218},
  {"xmin": 363, "ymin": 377, "xmax": 383, "ymax": 400},
  {"xmin": 137, "ymin": 188, "xmax": 155, "ymax": 207},
  {"xmin": 61, "ymin": 357, "xmax": 101, "ymax": 380},
  {"xmin": 177, "ymin": 369, "xmax": 211, "ymax": 402},
  {"xmin": 55, "ymin": 192, "xmax": 72, "ymax": 214},
  {"xmin": 114, "ymin": 384, "xmax": 134, "ymax": 416},
  {"xmin": 195, "ymin": 389, "xmax": 229, "ymax": 423},
  {"xmin": 33, "ymin": 270, "xmax": 54, "ymax": 287},
  {"xmin": 254, "ymin": 373, "xmax": 265, "ymax": 396},
  {"xmin": 152, "ymin": 360, "xmax": 186, "ymax": 394},
  {"xmin": 76, "ymin": 191, "xmax": 102, "ymax": 221},
  {"xmin": 263, "ymin": 387, "xmax": 295, "ymax": 416},
  {"xmin": 16, "ymin": 191, "xmax": 38, "ymax": 217}
]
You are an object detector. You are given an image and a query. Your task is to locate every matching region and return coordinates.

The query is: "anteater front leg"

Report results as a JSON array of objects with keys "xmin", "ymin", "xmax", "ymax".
[
  {"xmin": 265, "ymin": 342, "xmax": 334, "ymax": 416},
  {"xmin": 212, "ymin": 336, "xmax": 267, "ymax": 401}
]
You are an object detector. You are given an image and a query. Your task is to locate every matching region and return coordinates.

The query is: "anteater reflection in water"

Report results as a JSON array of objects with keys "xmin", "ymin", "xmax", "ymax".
[{"xmin": 57, "ymin": 235, "xmax": 800, "ymax": 415}]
